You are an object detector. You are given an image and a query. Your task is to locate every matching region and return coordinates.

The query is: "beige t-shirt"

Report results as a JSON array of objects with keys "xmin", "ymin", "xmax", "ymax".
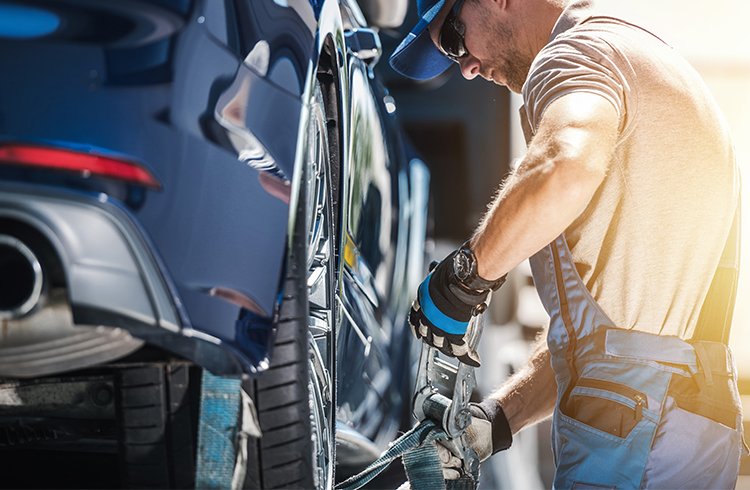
[{"xmin": 521, "ymin": 1, "xmax": 739, "ymax": 339}]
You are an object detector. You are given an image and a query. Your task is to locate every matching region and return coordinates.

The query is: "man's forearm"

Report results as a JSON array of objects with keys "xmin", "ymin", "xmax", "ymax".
[
  {"xmin": 468, "ymin": 145, "xmax": 603, "ymax": 281},
  {"xmin": 467, "ymin": 93, "xmax": 619, "ymax": 281},
  {"xmin": 485, "ymin": 337, "xmax": 556, "ymax": 434}
]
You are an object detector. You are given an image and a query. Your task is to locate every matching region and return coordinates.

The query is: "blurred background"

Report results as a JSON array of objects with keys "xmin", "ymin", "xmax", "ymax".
[{"xmin": 375, "ymin": 0, "xmax": 750, "ymax": 487}]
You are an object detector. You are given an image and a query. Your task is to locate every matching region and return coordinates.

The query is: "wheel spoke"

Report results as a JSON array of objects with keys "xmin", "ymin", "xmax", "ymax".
[
  {"xmin": 308, "ymin": 315, "xmax": 330, "ymax": 337},
  {"xmin": 308, "ymin": 332, "xmax": 331, "ymax": 403}
]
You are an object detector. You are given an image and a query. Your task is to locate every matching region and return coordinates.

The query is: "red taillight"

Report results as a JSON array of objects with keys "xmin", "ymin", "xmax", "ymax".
[{"xmin": 0, "ymin": 143, "xmax": 161, "ymax": 189}]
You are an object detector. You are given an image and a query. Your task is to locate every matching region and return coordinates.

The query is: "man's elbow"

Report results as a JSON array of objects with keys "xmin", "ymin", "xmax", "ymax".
[{"xmin": 549, "ymin": 149, "xmax": 609, "ymax": 210}]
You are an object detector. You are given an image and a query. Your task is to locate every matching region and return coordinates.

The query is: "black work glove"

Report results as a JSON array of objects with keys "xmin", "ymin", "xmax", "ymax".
[{"xmin": 408, "ymin": 249, "xmax": 505, "ymax": 367}]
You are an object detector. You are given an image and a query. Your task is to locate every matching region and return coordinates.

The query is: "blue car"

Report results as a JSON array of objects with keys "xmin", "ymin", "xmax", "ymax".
[{"xmin": 0, "ymin": 0, "xmax": 429, "ymax": 488}]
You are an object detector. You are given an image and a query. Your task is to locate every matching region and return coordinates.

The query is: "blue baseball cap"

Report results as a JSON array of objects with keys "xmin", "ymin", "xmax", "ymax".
[{"xmin": 389, "ymin": 0, "xmax": 452, "ymax": 80}]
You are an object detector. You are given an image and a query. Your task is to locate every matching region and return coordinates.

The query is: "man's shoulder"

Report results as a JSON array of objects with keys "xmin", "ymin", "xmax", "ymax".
[
  {"xmin": 524, "ymin": 13, "xmax": 664, "ymax": 97},
  {"xmin": 521, "ymin": 20, "xmax": 634, "ymax": 133},
  {"xmin": 522, "ymin": 25, "xmax": 626, "ymax": 103}
]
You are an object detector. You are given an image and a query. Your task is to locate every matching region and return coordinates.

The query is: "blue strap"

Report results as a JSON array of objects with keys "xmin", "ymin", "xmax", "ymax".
[
  {"xmin": 402, "ymin": 433, "xmax": 448, "ymax": 490},
  {"xmin": 195, "ymin": 370, "xmax": 243, "ymax": 489},
  {"xmin": 336, "ymin": 420, "xmax": 441, "ymax": 490},
  {"xmin": 335, "ymin": 419, "xmax": 479, "ymax": 490}
]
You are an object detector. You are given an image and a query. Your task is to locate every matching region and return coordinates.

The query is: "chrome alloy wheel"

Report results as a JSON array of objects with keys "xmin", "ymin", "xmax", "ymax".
[{"xmin": 304, "ymin": 80, "xmax": 336, "ymax": 490}]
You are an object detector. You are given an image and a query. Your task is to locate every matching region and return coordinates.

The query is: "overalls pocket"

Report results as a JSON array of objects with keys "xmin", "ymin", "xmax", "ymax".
[
  {"xmin": 642, "ymin": 341, "xmax": 746, "ymax": 489},
  {"xmin": 553, "ymin": 358, "xmax": 669, "ymax": 489},
  {"xmin": 565, "ymin": 378, "xmax": 647, "ymax": 439},
  {"xmin": 642, "ymin": 388, "xmax": 742, "ymax": 489}
]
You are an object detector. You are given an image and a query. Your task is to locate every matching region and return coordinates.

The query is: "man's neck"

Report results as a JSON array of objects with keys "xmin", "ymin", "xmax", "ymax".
[{"xmin": 515, "ymin": 0, "xmax": 567, "ymax": 60}]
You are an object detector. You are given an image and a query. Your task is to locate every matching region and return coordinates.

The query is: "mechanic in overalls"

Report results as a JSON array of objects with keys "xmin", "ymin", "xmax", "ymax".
[{"xmin": 392, "ymin": 0, "xmax": 746, "ymax": 487}]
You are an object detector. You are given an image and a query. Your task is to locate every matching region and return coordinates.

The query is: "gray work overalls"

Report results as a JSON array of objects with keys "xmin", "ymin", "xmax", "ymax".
[{"xmin": 528, "ymin": 226, "xmax": 746, "ymax": 488}]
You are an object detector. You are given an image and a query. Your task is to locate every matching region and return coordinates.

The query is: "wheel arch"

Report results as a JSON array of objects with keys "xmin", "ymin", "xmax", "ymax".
[
  {"xmin": 286, "ymin": 0, "xmax": 351, "ymax": 244},
  {"xmin": 274, "ymin": 0, "xmax": 350, "ymax": 323}
]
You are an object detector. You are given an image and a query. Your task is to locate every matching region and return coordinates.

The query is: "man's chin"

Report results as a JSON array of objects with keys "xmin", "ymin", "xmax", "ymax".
[
  {"xmin": 494, "ymin": 78, "xmax": 522, "ymax": 93},
  {"xmin": 484, "ymin": 71, "xmax": 512, "ymax": 90},
  {"xmin": 505, "ymin": 73, "xmax": 527, "ymax": 93},
  {"xmin": 505, "ymin": 83, "xmax": 523, "ymax": 93},
  {"xmin": 488, "ymin": 66, "xmax": 525, "ymax": 92}
]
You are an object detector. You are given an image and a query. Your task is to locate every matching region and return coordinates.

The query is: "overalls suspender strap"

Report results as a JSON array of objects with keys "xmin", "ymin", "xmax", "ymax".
[
  {"xmin": 692, "ymin": 198, "xmax": 741, "ymax": 344},
  {"xmin": 528, "ymin": 199, "xmax": 745, "ymax": 489}
]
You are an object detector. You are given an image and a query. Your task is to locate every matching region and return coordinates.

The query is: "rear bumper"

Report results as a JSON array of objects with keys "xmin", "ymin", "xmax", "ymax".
[{"xmin": 0, "ymin": 183, "xmax": 255, "ymax": 375}]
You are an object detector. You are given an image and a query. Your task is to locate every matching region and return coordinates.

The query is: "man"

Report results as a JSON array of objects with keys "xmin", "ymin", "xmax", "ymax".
[{"xmin": 391, "ymin": 0, "xmax": 746, "ymax": 487}]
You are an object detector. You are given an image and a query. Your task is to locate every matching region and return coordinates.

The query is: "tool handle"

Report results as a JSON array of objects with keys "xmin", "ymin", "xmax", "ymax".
[{"xmin": 444, "ymin": 312, "xmax": 484, "ymax": 437}]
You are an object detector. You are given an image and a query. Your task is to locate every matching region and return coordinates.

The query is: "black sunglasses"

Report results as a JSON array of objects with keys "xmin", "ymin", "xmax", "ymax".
[{"xmin": 439, "ymin": 0, "xmax": 469, "ymax": 61}]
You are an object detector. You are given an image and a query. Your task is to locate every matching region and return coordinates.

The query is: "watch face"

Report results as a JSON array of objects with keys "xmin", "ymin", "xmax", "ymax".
[{"xmin": 453, "ymin": 250, "xmax": 473, "ymax": 281}]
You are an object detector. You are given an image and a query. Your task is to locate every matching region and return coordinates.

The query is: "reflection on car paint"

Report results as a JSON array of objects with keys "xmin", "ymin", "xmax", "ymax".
[
  {"xmin": 343, "ymin": 233, "xmax": 379, "ymax": 308},
  {"xmin": 347, "ymin": 67, "xmax": 394, "ymax": 302},
  {"xmin": 235, "ymin": 307, "xmax": 273, "ymax": 373},
  {"xmin": 0, "ymin": 0, "xmax": 429, "ymax": 462},
  {"xmin": 210, "ymin": 62, "xmax": 302, "ymax": 178},
  {"xmin": 0, "ymin": 5, "xmax": 60, "ymax": 39},
  {"xmin": 258, "ymin": 172, "xmax": 292, "ymax": 204}
]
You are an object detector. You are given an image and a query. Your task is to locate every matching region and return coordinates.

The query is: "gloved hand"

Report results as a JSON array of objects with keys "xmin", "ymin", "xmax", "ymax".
[
  {"xmin": 437, "ymin": 402, "xmax": 513, "ymax": 480},
  {"xmin": 409, "ymin": 245, "xmax": 505, "ymax": 367}
]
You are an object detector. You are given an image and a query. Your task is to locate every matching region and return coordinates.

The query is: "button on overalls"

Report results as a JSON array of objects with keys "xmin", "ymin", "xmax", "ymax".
[{"xmin": 528, "ymin": 233, "xmax": 747, "ymax": 489}]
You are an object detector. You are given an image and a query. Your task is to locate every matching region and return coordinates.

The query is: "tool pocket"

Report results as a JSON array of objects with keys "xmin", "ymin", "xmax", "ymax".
[
  {"xmin": 642, "ymin": 395, "xmax": 743, "ymax": 489},
  {"xmin": 553, "ymin": 363, "xmax": 666, "ymax": 489},
  {"xmin": 642, "ymin": 342, "xmax": 748, "ymax": 488},
  {"xmin": 565, "ymin": 377, "xmax": 647, "ymax": 439}
]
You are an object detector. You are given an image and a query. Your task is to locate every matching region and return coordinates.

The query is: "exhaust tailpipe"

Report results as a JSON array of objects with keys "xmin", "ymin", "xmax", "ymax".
[{"xmin": 0, "ymin": 234, "xmax": 44, "ymax": 319}]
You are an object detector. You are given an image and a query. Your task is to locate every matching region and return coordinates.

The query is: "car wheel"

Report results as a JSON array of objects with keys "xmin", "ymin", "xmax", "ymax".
[{"xmin": 244, "ymin": 78, "xmax": 336, "ymax": 490}]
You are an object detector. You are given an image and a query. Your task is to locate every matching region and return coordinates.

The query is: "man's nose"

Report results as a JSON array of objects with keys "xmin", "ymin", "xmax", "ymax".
[{"xmin": 459, "ymin": 57, "xmax": 481, "ymax": 80}]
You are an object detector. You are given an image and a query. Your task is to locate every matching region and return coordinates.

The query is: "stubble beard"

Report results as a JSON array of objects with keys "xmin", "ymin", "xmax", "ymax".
[{"xmin": 487, "ymin": 21, "xmax": 532, "ymax": 93}]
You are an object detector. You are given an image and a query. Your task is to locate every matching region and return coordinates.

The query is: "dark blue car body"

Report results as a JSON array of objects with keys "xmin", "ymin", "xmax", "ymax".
[{"xmin": 0, "ymin": 0, "xmax": 429, "ymax": 481}]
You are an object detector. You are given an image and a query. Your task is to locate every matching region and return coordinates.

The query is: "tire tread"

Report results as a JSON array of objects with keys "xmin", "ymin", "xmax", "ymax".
[{"xmin": 116, "ymin": 362, "xmax": 198, "ymax": 489}]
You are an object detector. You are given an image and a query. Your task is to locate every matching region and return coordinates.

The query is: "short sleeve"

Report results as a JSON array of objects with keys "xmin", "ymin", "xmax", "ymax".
[{"xmin": 522, "ymin": 31, "xmax": 630, "ymax": 134}]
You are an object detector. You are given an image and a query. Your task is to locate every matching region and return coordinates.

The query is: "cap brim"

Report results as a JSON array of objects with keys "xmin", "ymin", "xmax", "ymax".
[{"xmin": 389, "ymin": 0, "xmax": 453, "ymax": 81}]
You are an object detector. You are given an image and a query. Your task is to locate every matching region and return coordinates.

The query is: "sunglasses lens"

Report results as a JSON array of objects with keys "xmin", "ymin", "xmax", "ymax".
[{"xmin": 440, "ymin": 15, "xmax": 466, "ymax": 59}]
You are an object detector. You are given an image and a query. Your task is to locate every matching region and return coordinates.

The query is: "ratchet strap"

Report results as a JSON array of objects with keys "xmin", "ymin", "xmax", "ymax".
[
  {"xmin": 335, "ymin": 419, "xmax": 479, "ymax": 490},
  {"xmin": 195, "ymin": 370, "xmax": 243, "ymax": 489}
]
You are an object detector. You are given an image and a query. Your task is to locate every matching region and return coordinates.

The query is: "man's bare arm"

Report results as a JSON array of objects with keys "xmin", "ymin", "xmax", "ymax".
[
  {"xmin": 469, "ymin": 92, "xmax": 620, "ymax": 281},
  {"xmin": 490, "ymin": 334, "xmax": 556, "ymax": 433},
  {"xmin": 473, "ymin": 92, "xmax": 620, "ymax": 432}
]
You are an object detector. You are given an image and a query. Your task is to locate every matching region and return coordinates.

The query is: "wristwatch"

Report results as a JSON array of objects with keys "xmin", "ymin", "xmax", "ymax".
[{"xmin": 452, "ymin": 243, "xmax": 506, "ymax": 292}]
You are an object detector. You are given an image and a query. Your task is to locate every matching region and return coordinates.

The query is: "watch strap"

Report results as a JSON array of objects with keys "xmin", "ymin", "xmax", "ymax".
[
  {"xmin": 457, "ymin": 242, "xmax": 506, "ymax": 292},
  {"xmin": 462, "ymin": 272, "xmax": 506, "ymax": 292}
]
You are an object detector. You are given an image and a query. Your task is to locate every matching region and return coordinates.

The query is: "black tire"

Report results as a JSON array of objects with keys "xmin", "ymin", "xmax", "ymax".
[
  {"xmin": 116, "ymin": 362, "xmax": 200, "ymax": 489},
  {"xmin": 242, "ymin": 264, "xmax": 315, "ymax": 489},
  {"xmin": 243, "ymin": 74, "xmax": 338, "ymax": 490}
]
